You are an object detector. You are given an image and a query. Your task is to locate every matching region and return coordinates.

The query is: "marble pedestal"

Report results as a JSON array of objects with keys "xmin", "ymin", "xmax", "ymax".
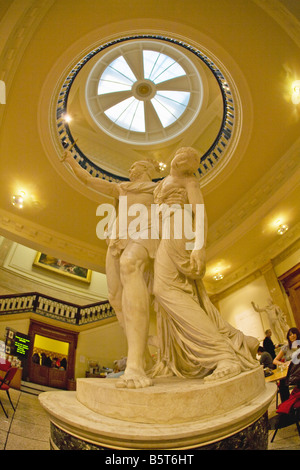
[{"xmin": 39, "ymin": 367, "xmax": 276, "ymax": 450}]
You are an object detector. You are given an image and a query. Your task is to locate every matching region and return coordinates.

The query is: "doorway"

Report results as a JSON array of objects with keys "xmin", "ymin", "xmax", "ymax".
[
  {"xmin": 27, "ymin": 320, "xmax": 78, "ymax": 389},
  {"xmin": 279, "ymin": 263, "xmax": 300, "ymax": 330}
]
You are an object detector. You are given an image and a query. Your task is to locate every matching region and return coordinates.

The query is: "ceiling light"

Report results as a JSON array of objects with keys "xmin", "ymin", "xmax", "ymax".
[
  {"xmin": 63, "ymin": 114, "xmax": 72, "ymax": 123},
  {"xmin": 213, "ymin": 273, "xmax": 223, "ymax": 281},
  {"xmin": 277, "ymin": 224, "xmax": 288, "ymax": 235},
  {"xmin": 11, "ymin": 194, "xmax": 24, "ymax": 209},
  {"xmin": 291, "ymin": 80, "xmax": 300, "ymax": 104},
  {"xmin": 158, "ymin": 162, "xmax": 167, "ymax": 171}
]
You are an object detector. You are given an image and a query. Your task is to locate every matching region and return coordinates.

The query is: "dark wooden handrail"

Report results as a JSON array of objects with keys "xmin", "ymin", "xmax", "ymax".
[{"xmin": 0, "ymin": 291, "xmax": 115, "ymax": 325}]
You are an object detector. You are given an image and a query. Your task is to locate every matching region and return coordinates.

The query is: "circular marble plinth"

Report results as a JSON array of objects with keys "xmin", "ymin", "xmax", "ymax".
[
  {"xmin": 49, "ymin": 413, "xmax": 269, "ymax": 450},
  {"xmin": 76, "ymin": 367, "xmax": 265, "ymax": 424},
  {"xmin": 39, "ymin": 370, "xmax": 276, "ymax": 450}
]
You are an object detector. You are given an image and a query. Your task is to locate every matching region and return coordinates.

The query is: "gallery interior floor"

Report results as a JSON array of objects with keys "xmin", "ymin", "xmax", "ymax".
[{"xmin": 0, "ymin": 382, "xmax": 298, "ymax": 451}]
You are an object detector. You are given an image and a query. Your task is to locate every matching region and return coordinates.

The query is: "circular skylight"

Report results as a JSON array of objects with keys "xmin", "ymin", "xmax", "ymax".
[
  {"xmin": 85, "ymin": 41, "xmax": 203, "ymax": 144},
  {"xmin": 56, "ymin": 35, "xmax": 237, "ymax": 183}
]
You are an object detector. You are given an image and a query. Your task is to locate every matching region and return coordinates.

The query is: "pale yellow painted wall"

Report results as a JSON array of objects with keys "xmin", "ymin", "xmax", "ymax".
[
  {"xmin": 218, "ymin": 276, "xmax": 271, "ymax": 342},
  {"xmin": 75, "ymin": 321, "xmax": 127, "ymax": 378},
  {"xmin": 274, "ymin": 248, "xmax": 300, "ymax": 277},
  {"xmin": 3, "ymin": 241, "xmax": 108, "ymax": 302},
  {"xmin": 0, "ymin": 315, "xmax": 127, "ymax": 378},
  {"xmin": 0, "ymin": 317, "xmax": 30, "ymax": 342}
]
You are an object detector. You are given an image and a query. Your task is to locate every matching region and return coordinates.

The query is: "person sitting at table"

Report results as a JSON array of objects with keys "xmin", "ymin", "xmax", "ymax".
[
  {"xmin": 257, "ymin": 346, "xmax": 276, "ymax": 370},
  {"xmin": 273, "ymin": 328, "xmax": 300, "ymax": 366},
  {"xmin": 273, "ymin": 327, "xmax": 300, "ymax": 403}
]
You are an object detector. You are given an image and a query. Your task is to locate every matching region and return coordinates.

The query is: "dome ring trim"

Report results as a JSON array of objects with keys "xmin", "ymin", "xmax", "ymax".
[{"xmin": 56, "ymin": 34, "xmax": 236, "ymax": 182}]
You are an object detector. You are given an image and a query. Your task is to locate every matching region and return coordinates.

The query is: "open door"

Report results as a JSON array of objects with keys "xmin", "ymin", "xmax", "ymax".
[
  {"xmin": 279, "ymin": 263, "xmax": 300, "ymax": 331},
  {"xmin": 27, "ymin": 320, "xmax": 78, "ymax": 389}
]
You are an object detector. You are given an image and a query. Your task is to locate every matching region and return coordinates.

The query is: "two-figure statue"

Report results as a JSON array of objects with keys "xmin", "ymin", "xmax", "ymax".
[{"xmin": 62, "ymin": 147, "xmax": 259, "ymax": 389}]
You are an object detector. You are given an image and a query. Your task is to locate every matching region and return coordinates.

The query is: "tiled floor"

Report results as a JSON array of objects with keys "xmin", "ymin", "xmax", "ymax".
[
  {"xmin": 0, "ymin": 383, "xmax": 299, "ymax": 450},
  {"xmin": 267, "ymin": 394, "xmax": 300, "ymax": 450},
  {"xmin": 0, "ymin": 385, "xmax": 50, "ymax": 450}
]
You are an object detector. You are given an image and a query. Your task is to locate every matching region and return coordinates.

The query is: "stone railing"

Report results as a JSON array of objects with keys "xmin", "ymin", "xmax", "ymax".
[{"xmin": 0, "ymin": 292, "xmax": 115, "ymax": 326}]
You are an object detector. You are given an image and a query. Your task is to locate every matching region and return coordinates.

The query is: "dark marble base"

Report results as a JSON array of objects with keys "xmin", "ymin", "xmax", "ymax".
[{"xmin": 50, "ymin": 412, "xmax": 269, "ymax": 450}]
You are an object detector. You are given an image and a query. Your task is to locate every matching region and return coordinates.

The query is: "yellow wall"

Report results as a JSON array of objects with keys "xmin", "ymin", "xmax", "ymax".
[
  {"xmin": 33, "ymin": 334, "xmax": 69, "ymax": 355},
  {"xmin": 0, "ymin": 240, "xmax": 108, "ymax": 302},
  {"xmin": 0, "ymin": 313, "xmax": 127, "ymax": 378},
  {"xmin": 218, "ymin": 276, "xmax": 272, "ymax": 341},
  {"xmin": 0, "ymin": 317, "xmax": 30, "ymax": 342},
  {"xmin": 75, "ymin": 321, "xmax": 127, "ymax": 378},
  {"xmin": 274, "ymin": 248, "xmax": 300, "ymax": 277}
]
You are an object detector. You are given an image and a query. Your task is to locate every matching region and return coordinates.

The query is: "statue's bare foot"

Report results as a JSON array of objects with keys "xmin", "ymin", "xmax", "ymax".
[
  {"xmin": 204, "ymin": 362, "xmax": 241, "ymax": 383},
  {"xmin": 115, "ymin": 368, "xmax": 153, "ymax": 389}
]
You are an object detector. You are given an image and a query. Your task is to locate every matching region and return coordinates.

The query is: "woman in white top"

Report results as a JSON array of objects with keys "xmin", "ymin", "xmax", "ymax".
[
  {"xmin": 273, "ymin": 327, "xmax": 300, "ymax": 402},
  {"xmin": 273, "ymin": 328, "xmax": 300, "ymax": 366}
]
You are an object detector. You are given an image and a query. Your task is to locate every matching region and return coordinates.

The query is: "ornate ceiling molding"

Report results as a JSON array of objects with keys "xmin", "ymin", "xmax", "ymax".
[
  {"xmin": 253, "ymin": 0, "xmax": 300, "ymax": 48},
  {"xmin": 205, "ymin": 220, "xmax": 300, "ymax": 294},
  {"xmin": 207, "ymin": 136, "xmax": 300, "ymax": 252},
  {"xmin": 37, "ymin": 18, "xmax": 253, "ymax": 200},
  {"xmin": 0, "ymin": 0, "xmax": 55, "ymax": 129},
  {"xmin": 0, "ymin": 208, "xmax": 107, "ymax": 273},
  {"xmin": 55, "ymin": 35, "xmax": 238, "ymax": 182}
]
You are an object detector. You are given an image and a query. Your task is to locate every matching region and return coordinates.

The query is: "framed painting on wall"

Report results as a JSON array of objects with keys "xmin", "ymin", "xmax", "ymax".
[{"xmin": 33, "ymin": 252, "xmax": 92, "ymax": 283}]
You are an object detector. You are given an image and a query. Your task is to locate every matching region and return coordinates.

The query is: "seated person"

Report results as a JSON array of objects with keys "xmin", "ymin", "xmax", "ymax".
[
  {"xmin": 273, "ymin": 328, "xmax": 300, "ymax": 402},
  {"xmin": 257, "ymin": 346, "xmax": 276, "ymax": 369}
]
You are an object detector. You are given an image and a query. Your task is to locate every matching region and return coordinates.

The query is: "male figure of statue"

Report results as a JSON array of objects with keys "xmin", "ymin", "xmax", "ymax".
[{"xmin": 62, "ymin": 150, "xmax": 159, "ymax": 389}]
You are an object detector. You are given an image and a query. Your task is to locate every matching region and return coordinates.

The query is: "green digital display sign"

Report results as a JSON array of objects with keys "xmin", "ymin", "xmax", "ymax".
[
  {"xmin": 5, "ymin": 327, "xmax": 30, "ymax": 358},
  {"xmin": 14, "ymin": 333, "xmax": 30, "ymax": 357}
]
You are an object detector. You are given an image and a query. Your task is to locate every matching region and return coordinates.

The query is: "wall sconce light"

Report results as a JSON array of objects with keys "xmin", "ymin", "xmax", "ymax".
[
  {"xmin": 11, "ymin": 191, "xmax": 26, "ymax": 209},
  {"xmin": 291, "ymin": 80, "xmax": 300, "ymax": 105}
]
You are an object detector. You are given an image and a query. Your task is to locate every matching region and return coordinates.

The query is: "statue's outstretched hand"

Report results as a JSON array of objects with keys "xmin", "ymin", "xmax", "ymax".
[
  {"xmin": 61, "ymin": 150, "xmax": 72, "ymax": 163},
  {"xmin": 190, "ymin": 249, "xmax": 206, "ymax": 278}
]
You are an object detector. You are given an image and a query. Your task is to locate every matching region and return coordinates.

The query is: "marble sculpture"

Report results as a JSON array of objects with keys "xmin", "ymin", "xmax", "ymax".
[{"xmin": 62, "ymin": 147, "xmax": 259, "ymax": 389}]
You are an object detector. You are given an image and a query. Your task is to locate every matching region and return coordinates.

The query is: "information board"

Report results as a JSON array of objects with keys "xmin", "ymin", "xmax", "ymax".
[{"xmin": 14, "ymin": 332, "xmax": 30, "ymax": 357}]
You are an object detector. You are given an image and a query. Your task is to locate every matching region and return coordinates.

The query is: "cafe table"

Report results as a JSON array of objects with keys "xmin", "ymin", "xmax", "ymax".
[{"xmin": 265, "ymin": 366, "xmax": 288, "ymax": 383}]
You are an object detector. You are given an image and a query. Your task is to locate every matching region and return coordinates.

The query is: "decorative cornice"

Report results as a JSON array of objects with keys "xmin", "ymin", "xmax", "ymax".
[
  {"xmin": 253, "ymin": 0, "xmax": 300, "ymax": 48},
  {"xmin": 0, "ymin": 0, "xmax": 55, "ymax": 129},
  {"xmin": 0, "ymin": 208, "xmax": 107, "ymax": 273},
  {"xmin": 54, "ymin": 34, "xmax": 238, "ymax": 182},
  {"xmin": 205, "ymin": 220, "xmax": 300, "ymax": 294},
  {"xmin": 207, "ymin": 136, "xmax": 300, "ymax": 251}
]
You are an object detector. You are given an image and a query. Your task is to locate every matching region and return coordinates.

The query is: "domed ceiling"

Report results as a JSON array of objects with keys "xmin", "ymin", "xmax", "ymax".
[{"xmin": 55, "ymin": 35, "xmax": 236, "ymax": 182}]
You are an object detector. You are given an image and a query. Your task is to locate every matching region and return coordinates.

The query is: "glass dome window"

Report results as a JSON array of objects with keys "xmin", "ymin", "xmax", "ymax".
[{"xmin": 86, "ymin": 40, "xmax": 203, "ymax": 144}]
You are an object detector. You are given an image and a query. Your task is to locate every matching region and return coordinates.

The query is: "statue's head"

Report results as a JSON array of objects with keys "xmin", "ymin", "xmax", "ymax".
[
  {"xmin": 129, "ymin": 160, "xmax": 159, "ymax": 181},
  {"xmin": 170, "ymin": 147, "xmax": 200, "ymax": 175}
]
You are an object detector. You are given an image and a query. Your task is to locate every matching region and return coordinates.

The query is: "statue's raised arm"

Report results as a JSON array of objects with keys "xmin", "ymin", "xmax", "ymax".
[{"xmin": 61, "ymin": 150, "xmax": 120, "ymax": 199}]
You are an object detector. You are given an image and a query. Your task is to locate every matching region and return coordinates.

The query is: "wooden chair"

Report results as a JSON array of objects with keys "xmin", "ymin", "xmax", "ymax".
[{"xmin": 0, "ymin": 367, "xmax": 18, "ymax": 418}]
